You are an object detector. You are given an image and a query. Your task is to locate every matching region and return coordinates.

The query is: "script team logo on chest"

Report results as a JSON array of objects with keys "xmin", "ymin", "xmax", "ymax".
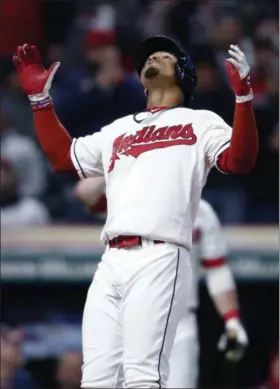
[{"xmin": 108, "ymin": 123, "xmax": 197, "ymax": 172}]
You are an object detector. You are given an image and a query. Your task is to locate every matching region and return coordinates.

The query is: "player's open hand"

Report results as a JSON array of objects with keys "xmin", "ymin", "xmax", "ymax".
[
  {"xmin": 13, "ymin": 44, "xmax": 60, "ymax": 101},
  {"xmin": 225, "ymin": 45, "xmax": 253, "ymax": 103},
  {"xmin": 218, "ymin": 318, "xmax": 249, "ymax": 362}
]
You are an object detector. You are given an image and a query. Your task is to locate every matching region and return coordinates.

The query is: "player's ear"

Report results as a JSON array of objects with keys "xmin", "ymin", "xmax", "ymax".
[{"xmin": 144, "ymin": 88, "xmax": 148, "ymax": 96}]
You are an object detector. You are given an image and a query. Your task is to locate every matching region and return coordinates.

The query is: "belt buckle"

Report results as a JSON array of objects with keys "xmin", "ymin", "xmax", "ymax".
[
  {"xmin": 130, "ymin": 236, "xmax": 141, "ymax": 248},
  {"xmin": 122, "ymin": 237, "xmax": 138, "ymax": 249},
  {"xmin": 122, "ymin": 237, "xmax": 132, "ymax": 248}
]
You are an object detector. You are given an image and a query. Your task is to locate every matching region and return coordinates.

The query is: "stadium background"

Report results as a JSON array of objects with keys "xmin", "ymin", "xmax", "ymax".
[{"xmin": 0, "ymin": 0, "xmax": 278, "ymax": 388}]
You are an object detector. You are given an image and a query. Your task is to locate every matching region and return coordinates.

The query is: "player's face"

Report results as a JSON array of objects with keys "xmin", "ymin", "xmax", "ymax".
[{"xmin": 140, "ymin": 51, "xmax": 177, "ymax": 88}]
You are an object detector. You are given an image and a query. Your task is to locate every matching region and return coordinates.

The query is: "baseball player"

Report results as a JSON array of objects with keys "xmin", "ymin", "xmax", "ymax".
[
  {"xmin": 13, "ymin": 36, "xmax": 258, "ymax": 388},
  {"xmin": 75, "ymin": 177, "xmax": 249, "ymax": 388}
]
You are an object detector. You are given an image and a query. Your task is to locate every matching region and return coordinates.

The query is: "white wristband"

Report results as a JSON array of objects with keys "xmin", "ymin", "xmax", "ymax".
[{"xmin": 236, "ymin": 91, "xmax": 253, "ymax": 103}]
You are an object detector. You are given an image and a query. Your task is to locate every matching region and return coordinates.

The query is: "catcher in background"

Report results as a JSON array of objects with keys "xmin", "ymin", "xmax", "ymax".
[{"xmin": 75, "ymin": 176, "xmax": 249, "ymax": 388}]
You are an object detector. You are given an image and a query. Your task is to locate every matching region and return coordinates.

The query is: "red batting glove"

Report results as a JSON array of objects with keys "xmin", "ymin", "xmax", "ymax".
[
  {"xmin": 13, "ymin": 44, "xmax": 60, "ymax": 110},
  {"xmin": 225, "ymin": 44, "xmax": 253, "ymax": 103}
]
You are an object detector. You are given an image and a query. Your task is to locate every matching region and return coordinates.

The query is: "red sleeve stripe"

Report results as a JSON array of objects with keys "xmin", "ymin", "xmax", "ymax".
[
  {"xmin": 201, "ymin": 257, "xmax": 226, "ymax": 268},
  {"xmin": 216, "ymin": 147, "xmax": 230, "ymax": 174},
  {"xmin": 223, "ymin": 309, "xmax": 240, "ymax": 321}
]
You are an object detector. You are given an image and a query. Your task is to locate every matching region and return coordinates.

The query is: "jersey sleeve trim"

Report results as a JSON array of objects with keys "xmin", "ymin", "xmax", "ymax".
[
  {"xmin": 201, "ymin": 257, "xmax": 226, "ymax": 268},
  {"xmin": 72, "ymin": 139, "xmax": 87, "ymax": 179},
  {"xmin": 214, "ymin": 141, "xmax": 230, "ymax": 174}
]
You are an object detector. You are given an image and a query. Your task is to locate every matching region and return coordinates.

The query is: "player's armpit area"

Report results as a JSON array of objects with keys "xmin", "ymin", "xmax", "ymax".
[
  {"xmin": 217, "ymin": 102, "xmax": 258, "ymax": 174},
  {"xmin": 33, "ymin": 107, "xmax": 78, "ymax": 176}
]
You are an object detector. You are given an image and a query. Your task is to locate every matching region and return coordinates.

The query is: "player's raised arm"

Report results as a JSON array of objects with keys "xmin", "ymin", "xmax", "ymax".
[
  {"xmin": 221, "ymin": 45, "xmax": 258, "ymax": 174},
  {"xmin": 201, "ymin": 45, "xmax": 259, "ymax": 175},
  {"xmin": 13, "ymin": 44, "xmax": 103, "ymax": 178}
]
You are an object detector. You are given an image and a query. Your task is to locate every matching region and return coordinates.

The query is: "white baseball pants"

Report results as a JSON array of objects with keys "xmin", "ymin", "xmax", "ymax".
[
  {"xmin": 81, "ymin": 240, "xmax": 192, "ymax": 388},
  {"xmin": 167, "ymin": 312, "xmax": 199, "ymax": 388},
  {"xmin": 117, "ymin": 312, "xmax": 199, "ymax": 388}
]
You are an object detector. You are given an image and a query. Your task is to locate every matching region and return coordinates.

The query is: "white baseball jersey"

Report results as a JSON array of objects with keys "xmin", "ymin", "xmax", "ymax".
[
  {"xmin": 189, "ymin": 199, "xmax": 228, "ymax": 308},
  {"xmin": 71, "ymin": 107, "xmax": 232, "ymax": 247}
]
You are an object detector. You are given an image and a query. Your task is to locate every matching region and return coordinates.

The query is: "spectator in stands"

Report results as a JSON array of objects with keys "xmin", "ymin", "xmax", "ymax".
[
  {"xmin": 53, "ymin": 28, "xmax": 146, "ymax": 138},
  {"xmin": 0, "ymin": 159, "xmax": 50, "ymax": 227},
  {"xmin": 246, "ymin": 49, "xmax": 278, "ymax": 222},
  {"xmin": 0, "ymin": 326, "xmax": 39, "ymax": 389},
  {"xmin": 255, "ymin": 17, "xmax": 279, "ymax": 50},
  {"xmin": 212, "ymin": 14, "xmax": 254, "ymax": 83},
  {"xmin": 188, "ymin": 0, "xmax": 223, "ymax": 45},
  {"xmin": 191, "ymin": 46, "xmax": 234, "ymax": 123},
  {"xmin": 0, "ymin": 0, "xmax": 42, "ymax": 65},
  {"xmin": 1, "ymin": 67, "xmax": 36, "ymax": 138},
  {"xmin": 137, "ymin": 0, "xmax": 175, "ymax": 38},
  {"xmin": 56, "ymin": 350, "xmax": 82, "ymax": 389},
  {"xmin": 0, "ymin": 103, "xmax": 47, "ymax": 198},
  {"xmin": 251, "ymin": 38, "xmax": 278, "ymax": 106}
]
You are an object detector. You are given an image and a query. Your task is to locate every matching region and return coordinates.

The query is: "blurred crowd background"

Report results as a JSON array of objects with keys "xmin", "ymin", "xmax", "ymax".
[{"xmin": 0, "ymin": 0, "xmax": 279, "ymax": 388}]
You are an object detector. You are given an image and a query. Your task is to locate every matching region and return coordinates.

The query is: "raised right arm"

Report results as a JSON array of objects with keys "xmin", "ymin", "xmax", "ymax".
[
  {"xmin": 13, "ymin": 44, "xmax": 103, "ymax": 177},
  {"xmin": 34, "ymin": 107, "xmax": 75, "ymax": 173}
]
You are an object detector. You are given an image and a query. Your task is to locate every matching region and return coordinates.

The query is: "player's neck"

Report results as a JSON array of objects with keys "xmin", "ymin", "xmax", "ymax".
[{"xmin": 146, "ymin": 87, "xmax": 183, "ymax": 110}]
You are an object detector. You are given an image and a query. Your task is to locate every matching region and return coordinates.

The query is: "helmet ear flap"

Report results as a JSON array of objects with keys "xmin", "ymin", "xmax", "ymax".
[{"xmin": 176, "ymin": 56, "xmax": 197, "ymax": 106}]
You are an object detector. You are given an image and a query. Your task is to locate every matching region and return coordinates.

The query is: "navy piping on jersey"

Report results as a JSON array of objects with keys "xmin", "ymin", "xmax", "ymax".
[
  {"xmin": 213, "ymin": 139, "xmax": 231, "ymax": 162},
  {"xmin": 156, "ymin": 249, "xmax": 180, "ymax": 388},
  {"xmin": 213, "ymin": 139, "xmax": 231, "ymax": 174},
  {"xmin": 133, "ymin": 105, "xmax": 183, "ymax": 124},
  {"xmin": 73, "ymin": 139, "xmax": 87, "ymax": 178}
]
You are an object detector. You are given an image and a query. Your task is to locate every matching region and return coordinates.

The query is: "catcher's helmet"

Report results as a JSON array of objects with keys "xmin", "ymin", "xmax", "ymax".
[{"xmin": 135, "ymin": 35, "xmax": 197, "ymax": 105}]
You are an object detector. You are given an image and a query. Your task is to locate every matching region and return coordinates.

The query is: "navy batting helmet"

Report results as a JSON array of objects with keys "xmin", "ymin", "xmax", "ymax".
[{"xmin": 135, "ymin": 35, "xmax": 197, "ymax": 105}]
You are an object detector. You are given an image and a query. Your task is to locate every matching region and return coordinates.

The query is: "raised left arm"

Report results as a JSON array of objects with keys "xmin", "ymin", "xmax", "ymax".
[{"xmin": 218, "ymin": 45, "xmax": 259, "ymax": 174}]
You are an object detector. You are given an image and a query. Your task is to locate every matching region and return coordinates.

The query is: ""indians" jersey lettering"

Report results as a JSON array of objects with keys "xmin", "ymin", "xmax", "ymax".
[{"xmin": 108, "ymin": 123, "xmax": 197, "ymax": 172}]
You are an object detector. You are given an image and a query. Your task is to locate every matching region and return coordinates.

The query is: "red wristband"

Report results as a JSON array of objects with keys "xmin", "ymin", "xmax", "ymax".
[{"xmin": 223, "ymin": 309, "xmax": 240, "ymax": 321}]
